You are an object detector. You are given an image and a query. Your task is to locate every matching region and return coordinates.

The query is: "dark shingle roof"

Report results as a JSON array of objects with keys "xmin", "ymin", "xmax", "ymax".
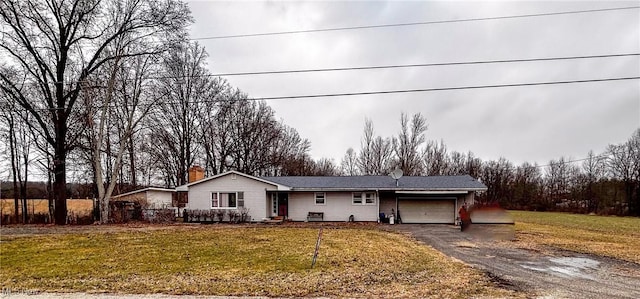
[{"xmin": 261, "ymin": 175, "xmax": 486, "ymax": 190}]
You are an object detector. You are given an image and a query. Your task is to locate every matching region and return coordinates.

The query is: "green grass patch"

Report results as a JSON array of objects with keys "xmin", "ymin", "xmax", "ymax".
[
  {"xmin": 510, "ymin": 211, "xmax": 640, "ymax": 263},
  {"xmin": 0, "ymin": 225, "xmax": 512, "ymax": 298}
]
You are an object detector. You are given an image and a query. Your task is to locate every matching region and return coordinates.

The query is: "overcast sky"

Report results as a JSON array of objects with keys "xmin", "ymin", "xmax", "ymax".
[{"xmin": 186, "ymin": 0, "xmax": 640, "ymax": 167}]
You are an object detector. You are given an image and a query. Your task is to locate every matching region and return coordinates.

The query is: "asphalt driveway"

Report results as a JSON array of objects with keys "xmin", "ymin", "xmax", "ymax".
[{"xmin": 386, "ymin": 224, "xmax": 640, "ymax": 299}]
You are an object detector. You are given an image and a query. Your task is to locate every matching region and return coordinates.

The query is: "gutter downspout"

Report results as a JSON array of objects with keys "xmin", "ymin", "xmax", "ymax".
[
  {"xmin": 376, "ymin": 189, "xmax": 380, "ymax": 222},
  {"xmin": 395, "ymin": 194, "xmax": 399, "ymax": 223},
  {"xmin": 455, "ymin": 195, "xmax": 459, "ymax": 226}
]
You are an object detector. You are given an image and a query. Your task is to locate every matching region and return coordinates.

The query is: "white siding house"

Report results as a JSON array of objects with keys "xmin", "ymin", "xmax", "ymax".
[
  {"xmin": 111, "ymin": 187, "xmax": 174, "ymax": 209},
  {"xmin": 177, "ymin": 171, "xmax": 283, "ymax": 222},
  {"xmin": 176, "ymin": 170, "xmax": 487, "ymax": 224},
  {"xmin": 287, "ymin": 191, "xmax": 379, "ymax": 222}
]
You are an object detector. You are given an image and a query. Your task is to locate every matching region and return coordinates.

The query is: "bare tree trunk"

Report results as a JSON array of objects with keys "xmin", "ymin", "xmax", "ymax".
[
  {"xmin": 88, "ymin": 53, "xmax": 161, "ymax": 223},
  {"xmin": 91, "ymin": 57, "xmax": 120, "ymax": 224},
  {"xmin": 47, "ymin": 157, "xmax": 54, "ymax": 223},
  {"xmin": 128, "ymin": 135, "xmax": 137, "ymax": 187},
  {"xmin": 7, "ymin": 114, "xmax": 19, "ymax": 223},
  {"xmin": 53, "ymin": 138, "xmax": 68, "ymax": 224},
  {"xmin": 18, "ymin": 116, "xmax": 30, "ymax": 223},
  {"xmin": 20, "ymin": 155, "xmax": 27, "ymax": 224}
]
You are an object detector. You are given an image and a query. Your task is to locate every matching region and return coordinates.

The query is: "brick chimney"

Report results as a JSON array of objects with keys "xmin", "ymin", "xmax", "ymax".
[{"xmin": 188, "ymin": 166, "xmax": 205, "ymax": 183}]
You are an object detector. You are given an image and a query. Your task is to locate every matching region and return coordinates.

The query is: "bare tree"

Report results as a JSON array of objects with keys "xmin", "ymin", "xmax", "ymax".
[
  {"xmin": 340, "ymin": 148, "xmax": 359, "ymax": 176},
  {"xmin": 0, "ymin": 95, "xmax": 36, "ymax": 223},
  {"xmin": 392, "ymin": 113, "xmax": 427, "ymax": 175},
  {"xmin": 545, "ymin": 157, "xmax": 578, "ymax": 208},
  {"xmin": 357, "ymin": 118, "xmax": 376, "ymax": 175},
  {"xmin": 0, "ymin": 101, "xmax": 21, "ymax": 222},
  {"xmin": 0, "ymin": 0, "xmax": 191, "ymax": 224},
  {"xmin": 227, "ymin": 99, "xmax": 282, "ymax": 175},
  {"xmin": 479, "ymin": 158, "xmax": 514, "ymax": 206},
  {"xmin": 630, "ymin": 129, "xmax": 640, "ymax": 215},
  {"xmin": 199, "ymin": 78, "xmax": 231, "ymax": 176},
  {"xmin": 423, "ymin": 140, "xmax": 449, "ymax": 176},
  {"xmin": 512, "ymin": 162, "xmax": 543, "ymax": 210},
  {"xmin": 371, "ymin": 136, "xmax": 393, "ymax": 175},
  {"xmin": 280, "ymin": 153, "xmax": 317, "ymax": 176},
  {"xmin": 82, "ymin": 49, "xmax": 162, "ymax": 223},
  {"xmin": 354, "ymin": 118, "xmax": 394, "ymax": 175},
  {"xmin": 149, "ymin": 42, "xmax": 217, "ymax": 186},
  {"xmin": 465, "ymin": 151, "xmax": 483, "ymax": 178},
  {"xmin": 607, "ymin": 129, "xmax": 640, "ymax": 215},
  {"xmin": 274, "ymin": 126, "xmax": 312, "ymax": 176},
  {"xmin": 581, "ymin": 150, "xmax": 606, "ymax": 213},
  {"xmin": 447, "ymin": 151, "xmax": 467, "ymax": 175},
  {"xmin": 314, "ymin": 158, "xmax": 339, "ymax": 176},
  {"xmin": 204, "ymin": 89, "xmax": 238, "ymax": 176}
]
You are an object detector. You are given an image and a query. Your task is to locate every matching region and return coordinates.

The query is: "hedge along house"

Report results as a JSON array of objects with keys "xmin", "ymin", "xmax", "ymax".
[{"xmin": 176, "ymin": 170, "xmax": 487, "ymax": 224}]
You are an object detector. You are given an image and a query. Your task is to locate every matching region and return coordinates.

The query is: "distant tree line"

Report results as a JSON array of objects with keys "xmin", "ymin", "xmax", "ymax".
[{"xmin": 339, "ymin": 116, "xmax": 640, "ymax": 216}]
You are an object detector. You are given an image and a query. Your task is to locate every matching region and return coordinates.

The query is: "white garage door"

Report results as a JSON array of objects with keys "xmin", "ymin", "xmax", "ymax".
[{"xmin": 399, "ymin": 199, "xmax": 455, "ymax": 224}]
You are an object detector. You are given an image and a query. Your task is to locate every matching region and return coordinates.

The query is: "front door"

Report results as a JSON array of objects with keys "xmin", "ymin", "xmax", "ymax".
[{"xmin": 277, "ymin": 193, "xmax": 288, "ymax": 217}]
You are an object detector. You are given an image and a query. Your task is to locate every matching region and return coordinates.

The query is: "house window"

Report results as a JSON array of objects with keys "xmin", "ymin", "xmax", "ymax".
[
  {"xmin": 365, "ymin": 192, "xmax": 375, "ymax": 204},
  {"xmin": 353, "ymin": 193, "xmax": 362, "ymax": 204},
  {"xmin": 315, "ymin": 192, "xmax": 326, "ymax": 205},
  {"xmin": 353, "ymin": 192, "xmax": 376, "ymax": 205},
  {"xmin": 211, "ymin": 192, "xmax": 239, "ymax": 209}
]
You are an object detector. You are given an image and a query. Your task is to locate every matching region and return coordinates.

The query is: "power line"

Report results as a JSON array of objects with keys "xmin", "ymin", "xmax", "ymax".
[
  {"xmin": 253, "ymin": 76, "xmax": 640, "ymax": 100},
  {"xmin": 191, "ymin": 6, "xmax": 640, "ymax": 40},
  {"xmin": 212, "ymin": 53, "xmax": 640, "ymax": 77},
  {"xmin": 476, "ymin": 155, "xmax": 611, "ymax": 174},
  {"xmin": 2, "ymin": 76, "xmax": 638, "ymax": 112},
  {"xmin": 526, "ymin": 155, "xmax": 611, "ymax": 169},
  {"xmin": 9, "ymin": 52, "xmax": 638, "ymax": 85}
]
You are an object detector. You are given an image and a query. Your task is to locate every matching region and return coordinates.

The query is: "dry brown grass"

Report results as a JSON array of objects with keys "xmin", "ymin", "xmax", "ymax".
[
  {"xmin": 0, "ymin": 199, "xmax": 93, "ymax": 216},
  {"xmin": 0, "ymin": 225, "xmax": 518, "ymax": 298},
  {"xmin": 510, "ymin": 211, "xmax": 640, "ymax": 264}
]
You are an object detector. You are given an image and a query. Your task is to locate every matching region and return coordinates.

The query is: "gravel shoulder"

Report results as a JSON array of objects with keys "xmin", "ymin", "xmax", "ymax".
[{"xmin": 387, "ymin": 224, "xmax": 640, "ymax": 299}]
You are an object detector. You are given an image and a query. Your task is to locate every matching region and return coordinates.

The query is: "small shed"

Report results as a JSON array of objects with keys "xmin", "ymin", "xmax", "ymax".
[{"xmin": 110, "ymin": 187, "xmax": 175, "ymax": 209}]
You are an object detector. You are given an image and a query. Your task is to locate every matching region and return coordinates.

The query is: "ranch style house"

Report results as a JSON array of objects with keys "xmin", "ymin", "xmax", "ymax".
[{"xmin": 175, "ymin": 170, "xmax": 487, "ymax": 224}]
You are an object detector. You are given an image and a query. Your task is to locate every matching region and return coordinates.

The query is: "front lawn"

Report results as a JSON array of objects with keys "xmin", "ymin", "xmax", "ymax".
[
  {"xmin": 510, "ymin": 211, "xmax": 640, "ymax": 263},
  {"xmin": 0, "ymin": 225, "xmax": 513, "ymax": 298}
]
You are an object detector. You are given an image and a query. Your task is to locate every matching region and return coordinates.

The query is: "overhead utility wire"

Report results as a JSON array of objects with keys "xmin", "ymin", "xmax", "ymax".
[
  {"xmin": 191, "ymin": 6, "xmax": 640, "ymax": 40},
  {"xmin": 254, "ymin": 76, "xmax": 640, "ymax": 100},
  {"xmin": 213, "ymin": 53, "xmax": 640, "ymax": 77},
  {"xmin": 2, "ymin": 76, "xmax": 638, "ymax": 112},
  {"xmin": 14, "ymin": 53, "xmax": 638, "ymax": 85},
  {"xmin": 523, "ymin": 154, "xmax": 611, "ymax": 170}
]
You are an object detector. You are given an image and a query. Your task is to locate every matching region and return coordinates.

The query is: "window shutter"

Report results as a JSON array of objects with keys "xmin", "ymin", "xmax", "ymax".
[
  {"xmin": 211, "ymin": 193, "xmax": 218, "ymax": 208},
  {"xmin": 238, "ymin": 192, "xmax": 244, "ymax": 207}
]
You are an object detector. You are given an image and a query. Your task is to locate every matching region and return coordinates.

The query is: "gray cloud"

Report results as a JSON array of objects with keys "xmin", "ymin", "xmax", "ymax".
[{"xmin": 188, "ymin": 0, "xmax": 640, "ymax": 166}]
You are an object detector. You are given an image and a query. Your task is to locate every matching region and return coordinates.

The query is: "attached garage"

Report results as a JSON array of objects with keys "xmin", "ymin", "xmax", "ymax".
[{"xmin": 398, "ymin": 197, "xmax": 456, "ymax": 224}]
